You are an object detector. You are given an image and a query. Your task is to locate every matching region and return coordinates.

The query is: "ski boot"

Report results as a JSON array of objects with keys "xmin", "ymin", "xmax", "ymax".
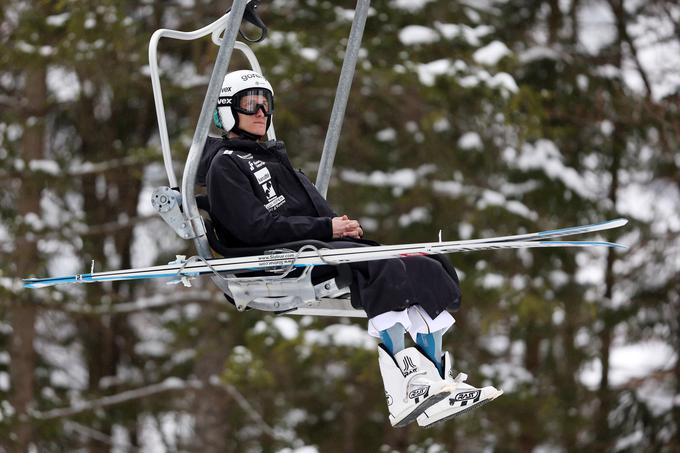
[
  {"xmin": 378, "ymin": 344, "xmax": 453, "ymax": 428},
  {"xmin": 416, "ymin": 351, "xmax": 503, "ymax": 427}
]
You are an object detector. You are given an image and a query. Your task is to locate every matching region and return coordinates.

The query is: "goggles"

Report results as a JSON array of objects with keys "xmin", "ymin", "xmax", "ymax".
[{"xmin": 218, "ymin": 88, "xmax": 274, "ymax": 116}]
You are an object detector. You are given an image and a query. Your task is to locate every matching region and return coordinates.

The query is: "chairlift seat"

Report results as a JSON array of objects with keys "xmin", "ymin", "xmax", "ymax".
[{"xmin": 195, "ymin": 194, "xmax": 362, "ymax": 316}]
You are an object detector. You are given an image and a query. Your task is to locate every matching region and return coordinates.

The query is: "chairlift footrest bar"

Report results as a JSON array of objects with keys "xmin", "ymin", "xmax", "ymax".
[{"xmin": 226, "ymin": 266, "xmax": 350, "ymax": 313}]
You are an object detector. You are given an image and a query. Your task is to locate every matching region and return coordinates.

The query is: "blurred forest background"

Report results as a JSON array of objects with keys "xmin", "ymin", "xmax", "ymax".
[{"xmin": 1, "ymin": 0, "xmax": 679, "ymax": 451}]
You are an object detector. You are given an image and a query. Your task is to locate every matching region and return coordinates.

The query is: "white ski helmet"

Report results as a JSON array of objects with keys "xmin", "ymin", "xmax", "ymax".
[{"xmin": 214, "ymin": 69, "xmax": 274, "ymax": 137}]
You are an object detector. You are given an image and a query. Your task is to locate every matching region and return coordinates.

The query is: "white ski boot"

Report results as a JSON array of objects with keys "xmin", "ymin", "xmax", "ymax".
[
  {"xmin": 378, "ymin": 345, "xmax": 453, "ymax": 428},
  {"xmin": 416, "ymin": 352, "xmax": 503, "ymax": 428}
]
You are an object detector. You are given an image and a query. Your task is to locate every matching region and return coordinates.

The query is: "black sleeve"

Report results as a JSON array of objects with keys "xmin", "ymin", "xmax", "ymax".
[
  {"xmin": 296, "ymin": 170, "xmax": 338, "ymax": 218},
  {"xmin": 207, "ymin": 156, "xmax": 333, "ymax": 246}
]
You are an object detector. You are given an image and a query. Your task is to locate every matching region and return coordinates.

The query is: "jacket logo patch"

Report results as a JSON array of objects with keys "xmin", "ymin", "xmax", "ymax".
[
  {"xmin": 254, "ymin": 167, "xmax": 271, "ymax": 185},
  {"xmin": 223, "ymin": 150, "xmax": 233, "ymax": 155},
  {"xmin": 265, "ymin": 195, "xmax": 286, "ymax": 211},
  {"xmin": 248, "ymin": 160, "xmax": 265, "ymax": 171},
  {"xmin": 261, "ymin": 181, "xmax": 277, "ymax": 199}
]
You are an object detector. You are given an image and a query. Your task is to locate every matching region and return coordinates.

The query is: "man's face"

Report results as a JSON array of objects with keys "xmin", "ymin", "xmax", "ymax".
[{"xmin": 236, "ymin": 93, "xmax": 270, "ymax": 137}]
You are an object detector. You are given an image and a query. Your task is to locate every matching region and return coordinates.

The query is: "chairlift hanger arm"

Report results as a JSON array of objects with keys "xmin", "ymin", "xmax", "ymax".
[{"xmin": 241, "ymin": 0, "xmax": 268, "ymax": 42}]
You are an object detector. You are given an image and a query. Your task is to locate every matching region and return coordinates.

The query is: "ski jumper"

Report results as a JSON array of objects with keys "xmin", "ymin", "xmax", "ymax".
[{"xmin": 199, "ymin": 137, "xmax": 462, "ymax": 326}]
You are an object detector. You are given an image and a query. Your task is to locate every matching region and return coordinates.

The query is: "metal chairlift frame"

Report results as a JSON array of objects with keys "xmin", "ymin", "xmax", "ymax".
[{"xmin": 149, "ymin": 0, "xmax": 371, "ymax": 317}]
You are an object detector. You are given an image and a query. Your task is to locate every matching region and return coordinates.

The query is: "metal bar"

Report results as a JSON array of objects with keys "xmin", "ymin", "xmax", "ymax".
[
  {"xmin": 181, "ymin": 1, "xmax": 248, "ymax": 296},
  {"xmin": 149, "ymin": 13, "xmax": 232, "ymax": 188},
  {"xmin": 315, "ymin": 0, "xmax": 371, "ymax": 198}
]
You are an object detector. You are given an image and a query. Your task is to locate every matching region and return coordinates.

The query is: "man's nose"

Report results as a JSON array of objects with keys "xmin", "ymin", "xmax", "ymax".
[{"xmin": 255, "ymin": 106, "xmax": 266, "ymax": 117}]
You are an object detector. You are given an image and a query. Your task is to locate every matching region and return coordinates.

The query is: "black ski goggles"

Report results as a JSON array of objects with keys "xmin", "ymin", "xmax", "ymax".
[{"xmin": 218, "ymin": 88, "xmax": 274, "ymax": 116}]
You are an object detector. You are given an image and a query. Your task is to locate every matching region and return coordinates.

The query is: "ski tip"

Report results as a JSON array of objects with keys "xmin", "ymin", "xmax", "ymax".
[
  {"xmin": 556, "ymin": 240, "xmax": 628, "ymax": 249},
  {"xmin": 610, "ymin": 218, "xmax": 629, "ymax": 227}
]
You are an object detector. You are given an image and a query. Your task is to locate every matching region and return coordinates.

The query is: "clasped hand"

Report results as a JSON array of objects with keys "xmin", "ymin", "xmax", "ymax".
[{"xmin": 332, "ymin": 215, "xmax": 363, "ymax": 239}]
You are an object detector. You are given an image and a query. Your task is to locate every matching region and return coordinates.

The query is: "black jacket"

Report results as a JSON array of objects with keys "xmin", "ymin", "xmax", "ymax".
[{"xmin": 201, "ymin": 137, "xmax": 335, "ymax": 247}]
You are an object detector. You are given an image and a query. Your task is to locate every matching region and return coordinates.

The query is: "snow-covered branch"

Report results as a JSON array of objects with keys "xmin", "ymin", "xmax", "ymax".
[
  {"xmin": 31, "ymin": 376, "xmax": 296, "ymax": 445},
  {"xmin": 216, "ymin": 377, "xmax": 295, "ymax": 443},
  {"xmin": 0, "ymin": 155, "xmax": 153, "ymax": 180},
  {"xmin": 32, "ymin": 378, "xmax": 200, "ymax": 421},
  {"xmin": 63, "ymin": 420, "xmax": 140, "ymax": 452},
  {"xmin": 41, "ymin": 290, "xmax": 218, "ymax": 315}
]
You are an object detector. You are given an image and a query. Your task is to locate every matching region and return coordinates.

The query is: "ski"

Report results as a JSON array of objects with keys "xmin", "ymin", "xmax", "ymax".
[
  {"xmin": 24, "ymin": 237, "xmax": 626, "ymax": 289},
  {"xmin": 464, "ymin": 218, "xmax": 628, "ymax": 244}
]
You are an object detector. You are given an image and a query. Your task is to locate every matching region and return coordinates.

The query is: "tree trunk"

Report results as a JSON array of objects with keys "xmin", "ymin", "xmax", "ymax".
[
  {"xmin": 7, "ymin": 62, "xmax": 47, "ymax": 452},
  {"xmin": 594, "ymin": 119, "xmax": 622, "ymax": 450},
  {"xmin": 191, "ymin": 302, "xmax": 232, "ymax": 453}
]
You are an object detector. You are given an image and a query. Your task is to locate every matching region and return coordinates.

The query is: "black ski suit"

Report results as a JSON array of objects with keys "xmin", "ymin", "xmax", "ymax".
[{"xmin": 198, "ymin": 137, "xmax": 461, "ymax": 319}]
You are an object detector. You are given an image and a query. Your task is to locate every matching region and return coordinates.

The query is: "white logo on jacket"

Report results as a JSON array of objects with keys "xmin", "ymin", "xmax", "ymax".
[
  {"xmin": 261, "ymin": 181, "xmax": 277, "ymax": 200},
  {"xmin": 265, "ymin": 195, "xmax": 286, "ymax": 211},
  {"xmin": 253, "ymin": 167, "xmax": 271, "ymax": 185}
]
